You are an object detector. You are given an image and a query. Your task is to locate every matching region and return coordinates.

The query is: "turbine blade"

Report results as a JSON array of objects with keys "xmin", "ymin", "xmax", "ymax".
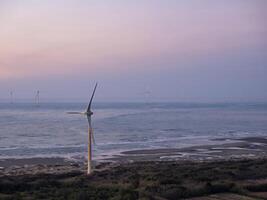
[
  {"xmin": 87, "ymin": 83, "xmax": 98, "ymax": 112},
  {"xmin": 66, "ymin": 112, "xmax": 84, "ymax": 114}
]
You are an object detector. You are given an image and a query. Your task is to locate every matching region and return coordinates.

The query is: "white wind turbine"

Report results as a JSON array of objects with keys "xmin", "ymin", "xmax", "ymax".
[
  {"xmin": 35, "ymin": 90, "xmax": 40, "ymax": 107},
  {"xmin": 67, "ymin": 83, "xmax": 98, "ymax": 175}
]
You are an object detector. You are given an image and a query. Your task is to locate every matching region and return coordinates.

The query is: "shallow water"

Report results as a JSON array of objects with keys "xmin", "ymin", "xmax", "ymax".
[{"xmin": 0, "ymin": 102, "xmax": 267, "ymax": 160}]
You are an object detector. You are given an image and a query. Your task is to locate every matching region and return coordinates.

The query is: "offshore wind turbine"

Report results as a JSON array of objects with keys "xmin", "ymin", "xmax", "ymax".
[
  {"xmin": 67, "ymin": 83, "xmax": 98, "ymax": 175},
  {"xmin": 35, "ymin": 90, "xmax": 40, "ymax": 107}
]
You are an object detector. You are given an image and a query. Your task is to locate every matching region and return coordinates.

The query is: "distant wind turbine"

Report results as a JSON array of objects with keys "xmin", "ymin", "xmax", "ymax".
[
  {"xmin": 67, "ymin": 83, "xmax": 98, "ymax": 175},
  {"xmin": 35, "ymin": 90, "xmax": 40, "ymax": 106}
]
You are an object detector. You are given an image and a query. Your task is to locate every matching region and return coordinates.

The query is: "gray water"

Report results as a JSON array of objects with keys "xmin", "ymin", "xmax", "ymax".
[{"xmin": 0, "ymin": 102, "xmax": 267, "ymax": 160}]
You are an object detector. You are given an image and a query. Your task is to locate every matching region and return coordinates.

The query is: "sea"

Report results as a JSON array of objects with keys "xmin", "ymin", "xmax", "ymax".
[{"xmin": 0, "ymin": 102, "xmax": 267, "ymax": 161}]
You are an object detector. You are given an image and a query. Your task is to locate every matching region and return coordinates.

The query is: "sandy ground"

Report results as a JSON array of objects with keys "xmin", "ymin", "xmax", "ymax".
[
  {"xmin": 112, "ymin": 137, "xmax": 267, "ymax": 162},
  {"xmin": 0, "ymin": 157, "xmax": 68, "ymax": 168}
]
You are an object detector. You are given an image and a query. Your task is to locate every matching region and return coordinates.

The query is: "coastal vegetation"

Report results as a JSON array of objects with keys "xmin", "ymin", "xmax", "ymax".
[{"xmin": 0, "ymin": 159, "xmax": 267, "ymax": 199}]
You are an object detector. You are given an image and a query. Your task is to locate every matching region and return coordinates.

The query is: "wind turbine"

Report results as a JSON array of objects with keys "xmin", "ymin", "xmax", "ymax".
[
  {"xmin": 67, "ymin": 83, "xmax": 98, "ymax": 175},
  {"xmin": 35, "ymin": 90, "xmax": 40, "ymax": 107}
]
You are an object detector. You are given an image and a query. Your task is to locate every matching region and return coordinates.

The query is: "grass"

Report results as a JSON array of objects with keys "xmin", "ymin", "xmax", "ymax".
[{"xmin": 0, "ymin": 159, "xmax": 267, "ymax": 199}]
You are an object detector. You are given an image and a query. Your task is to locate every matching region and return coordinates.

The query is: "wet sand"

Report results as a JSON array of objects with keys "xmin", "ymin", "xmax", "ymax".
[{"xmin": 112, "ymin": 136, "xmax": 267, "ymax": 162}]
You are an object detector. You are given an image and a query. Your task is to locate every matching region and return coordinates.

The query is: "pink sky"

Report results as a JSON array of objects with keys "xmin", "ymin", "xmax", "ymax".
[{"xmin": 0, "ymin": 1, "xmax": 266, "ymax": 101}]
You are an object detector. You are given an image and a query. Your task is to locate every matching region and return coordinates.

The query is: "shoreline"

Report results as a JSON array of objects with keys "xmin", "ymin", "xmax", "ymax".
[
  {"xmin": 0, "ymin": 136, "xmax": 267, "ymax": 178},
  {"xmin": 1, "ymin": 136, "xmax": 266, "ymax": 165},
  {"xmin": 114, "ymin": 137, "xmax": 267, "ymax": 162}
]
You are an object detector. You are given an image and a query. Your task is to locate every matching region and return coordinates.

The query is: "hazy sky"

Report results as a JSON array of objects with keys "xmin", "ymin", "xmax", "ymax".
[{"xmin": 0, "ymin": 0, "xmax": 266, "ymax": 102}]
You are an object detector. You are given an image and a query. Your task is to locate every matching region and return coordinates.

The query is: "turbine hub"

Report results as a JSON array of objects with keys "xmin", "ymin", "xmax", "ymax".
[{"xmin": 86, "ymin": 111, "xmax": 93, "ymax": 115}]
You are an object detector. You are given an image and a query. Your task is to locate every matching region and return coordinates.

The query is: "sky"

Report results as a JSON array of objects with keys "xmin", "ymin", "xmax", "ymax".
[{"xmin": 0, "ymin": 0, "xmax": 266, "ymax": 102}]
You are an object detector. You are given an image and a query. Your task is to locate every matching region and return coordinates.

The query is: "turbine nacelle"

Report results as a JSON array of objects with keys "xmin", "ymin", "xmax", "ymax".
[{"xmin": 85, "ymin": 111, "xmax": 93, "ymax": 116}]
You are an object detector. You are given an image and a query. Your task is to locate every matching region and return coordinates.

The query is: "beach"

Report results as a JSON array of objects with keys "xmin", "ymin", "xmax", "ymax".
[
  {"xmin": 115, "ymin": 137, "xmax": 267, "ymax": 162},
  {"xmin": 1, "ymin": 136, "xmax": 267, "ymax": 172},
  {"xmin": 1, "ymin": 136, "xmax": 267, "ymax": 199}
]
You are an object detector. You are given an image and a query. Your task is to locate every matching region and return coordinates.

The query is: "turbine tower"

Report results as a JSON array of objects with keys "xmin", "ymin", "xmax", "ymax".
[{"xmin": 67, "ymin": 83, "xmax": 98, "ymax": 175}]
